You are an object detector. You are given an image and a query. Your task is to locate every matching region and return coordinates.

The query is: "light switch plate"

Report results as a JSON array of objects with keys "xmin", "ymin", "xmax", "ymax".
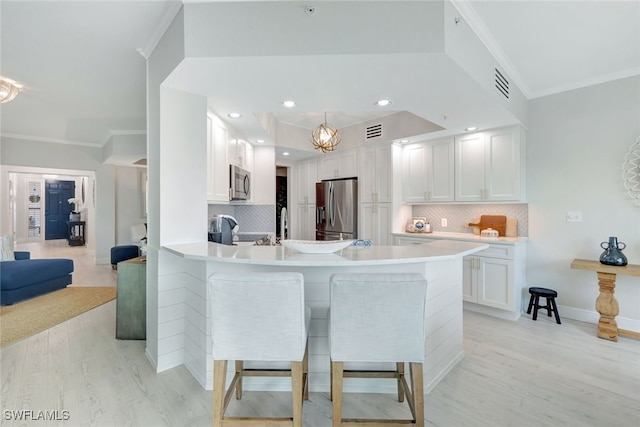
[{"xmin": 567, "ymin": 211, "xmax": 583, "ymax": 222}]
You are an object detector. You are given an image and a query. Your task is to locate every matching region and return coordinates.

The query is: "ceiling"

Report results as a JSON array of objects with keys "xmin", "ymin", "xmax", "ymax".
[{"xmin": 1, "ymin": 1, "xmax": 638, "ymax": 162}]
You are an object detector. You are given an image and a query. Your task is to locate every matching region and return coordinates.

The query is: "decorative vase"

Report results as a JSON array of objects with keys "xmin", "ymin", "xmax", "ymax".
[
  {"xmin": 599, "ymin": 236, "xmax": 628, "ymax": 266},
  {"xmin": 69, "ymin": 212, "xmax": 81, "ymax": 222}
]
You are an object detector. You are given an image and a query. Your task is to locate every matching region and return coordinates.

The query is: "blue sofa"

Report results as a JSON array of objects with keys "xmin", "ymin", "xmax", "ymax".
[{"xmin": 0, "ymin": 251, "xmax": 74, "ymax": 305}]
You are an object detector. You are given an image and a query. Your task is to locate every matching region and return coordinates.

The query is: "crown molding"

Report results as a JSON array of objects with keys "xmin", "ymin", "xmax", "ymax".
[
  {"xmin": 0, "ymin": 133, "xmax": 103, "ymax": 148},
  {"xmin": 450, "ymin": 0, "xmax": 532, "ymax": 99},
  {"xmin": 137, "ymin": 1, "xmax": 183, "ymax": 59}
]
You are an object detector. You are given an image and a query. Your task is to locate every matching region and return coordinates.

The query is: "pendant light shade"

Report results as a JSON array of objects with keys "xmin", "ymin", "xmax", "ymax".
[
  {"xmin": 311, "ymin": 113, "xmax": 340, "ymax": 153},
  {"xmin": 0, "ymin": 77, "xmax": 22, "ymax": 104}
]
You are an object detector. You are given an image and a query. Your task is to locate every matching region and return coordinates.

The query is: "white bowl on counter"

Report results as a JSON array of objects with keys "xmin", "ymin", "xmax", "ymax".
[{"xmin": 281, "ymin": 239, "xmax": 354, "ymax": 254}]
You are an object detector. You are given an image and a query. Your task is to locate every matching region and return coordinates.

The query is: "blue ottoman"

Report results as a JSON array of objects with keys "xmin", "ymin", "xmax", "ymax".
[
  {"xmin": 110, "ymin": 245, "xmax": 140, "ymax": 269},
  {"xmin": 1, "ymin": 254, "xmax": 74, "ymax": 305}
]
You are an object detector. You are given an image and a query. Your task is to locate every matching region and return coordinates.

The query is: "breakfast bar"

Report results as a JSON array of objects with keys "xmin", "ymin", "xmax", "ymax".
[{"xmin": 161, "ymin": 240, "xmax": 488, "ymax": 393}]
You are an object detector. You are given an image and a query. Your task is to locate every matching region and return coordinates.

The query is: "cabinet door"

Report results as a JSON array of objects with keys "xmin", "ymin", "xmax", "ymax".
[
  {"xmin": 358, "ymin": 203, "xmax": 391, "ymax": 245},
  {"xmin": 455, "ymin": 132, "xmax": 485, "ymax": 201},
  {"xmin": 477, "ymin": 257, "xmax": 513, "ymax": 310},
  {"xmin": 296, "ymin": 203, "xmax": 316, "ymax": 241},
  {"xmin": 358, "ymin": 148, "xmax": 376, "ymax": 203},
  {"xmin": 462, "ymin": 256, "xmax": 477, "ymax": 302},
  {"xmin": 402, "ymin": 143, "xmax": 428, "ymax": 203},
  {"xmin": 359, "ymin": 145, "xmax": 392, "ymax": 203},
  {"xmin": 484, "ymin": 128, "xmax": 521, "ymax": 201},
  {"xmin": 209, "ymin": 118, "xmax": 230, "ymax": 202},
  {"xmin": 337, "ymin": 150, "xmax": 358, "ymax": 179},
  {"xmin": 427, "ymin": 138, "xmax": 455, "ymax": 202},
  {"xmin": 207, "ymin": 116, "xmax": 214, "ymax": 200},
  {"xmin": 296, "ymin": 160, "xmax": 317, "ymax": 204},
  {"xmin": 317, "ymin": 156, "xmax": 337, "ymax": 180}
]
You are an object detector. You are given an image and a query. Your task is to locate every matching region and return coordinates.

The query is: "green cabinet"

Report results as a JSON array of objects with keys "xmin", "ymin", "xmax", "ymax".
[{"xmin": 116, "ymin": 256, "xmax": 146, "ymax": 340}]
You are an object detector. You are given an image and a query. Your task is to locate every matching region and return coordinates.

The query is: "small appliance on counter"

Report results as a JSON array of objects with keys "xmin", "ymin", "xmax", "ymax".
[{"xmin": 208, "ymin": 215, "xmax": 238, "ymax": 245}]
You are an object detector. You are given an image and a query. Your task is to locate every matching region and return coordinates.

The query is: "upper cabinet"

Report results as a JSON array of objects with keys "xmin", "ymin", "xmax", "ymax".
[
  {"xmin": 358, "ymin": 145, "xmax": 392, "ymax": 203},
  {"xmin": 296, "ymin": 159, "xmax": 318, "ymax": 205},
  {"xmin": 317, "ymin": 149, "xmax": 358, "ymax": 180},
  {"xmin": 402, "ymin": 138, "xmax": 454, "ymax": 203},
  {"xmin": 207, "ymin": 112, "xmax": 254, "ymax": 203},
  {"xmin": 455, "ymin": 126, "xmax": 525, "ymax": 202}
]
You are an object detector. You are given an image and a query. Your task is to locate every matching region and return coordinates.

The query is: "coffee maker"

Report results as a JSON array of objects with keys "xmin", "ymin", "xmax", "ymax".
[{"xmin": 208, "ymin": 215, "xmax": 238, "ymax": 245}]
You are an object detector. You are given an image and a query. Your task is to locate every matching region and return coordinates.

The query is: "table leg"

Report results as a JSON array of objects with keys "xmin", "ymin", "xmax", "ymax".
[{"xmin": 595, "ymin": 272, "xmax": 619, "ymax": 341}]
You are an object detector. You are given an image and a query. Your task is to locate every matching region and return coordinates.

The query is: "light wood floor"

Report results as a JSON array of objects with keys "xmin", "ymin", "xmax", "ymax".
[{"xmin": 1, "ymin": 242, "xmax": 638, "ymax": 426}]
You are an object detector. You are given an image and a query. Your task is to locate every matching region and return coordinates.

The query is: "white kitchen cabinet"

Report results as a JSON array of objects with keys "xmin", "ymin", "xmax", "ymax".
[
  {"xmin": 455, "ymin": 126, "xmax": 524, "ymax": 202},
  {"xmin": 295, "ymin": 159, "xmax": 318, "ymax": 205},
  {"xmin": 359, "ymin": 203, "xmax": 391, "ymax": 246},
  {"xmin": 317, "ymin": 149, "xmax": 358, "ymax": 180},
  {"xmin": 295, "ymin": 203, "xmax": 316, "ymax": 241},
  {"xmin": 394, "ymin": 233, "xmax": 526, "ymax": 320},
  {"xmin": 358, "ymin": 145, "xmax": 392, "ymax": 203},
  {"xmin": 207, "ymin": 114, "xmax": 231, "ymax": 202},
  {"xmin": 463, "ymin": 253, "xmax": 513, "ymax": 310},
  {"xmin": 228, "ymin": 136, "xmax": 252, "ymax": 170},
  {"xmin": 402, "ymin": 138, "xmax": 454, "ymax": 203}
]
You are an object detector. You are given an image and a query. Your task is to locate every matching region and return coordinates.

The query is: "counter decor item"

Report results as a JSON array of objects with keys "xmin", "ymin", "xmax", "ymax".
[
  {"xmin": 281, "ymin": 239, "xmax": 354, "ymax": 254},
  {"xmin": 599, "ymin": 236, "xmax": 628, "ymax": 266},
  {"xmin": 480, "ymin": 228, "xmax": 499, "ymax": 238},
  {"xmin": 406, "ymin": 217, "xmax": 431, "ymax": 233},
  {"xmin": 468, "ymin": 215, "xmax": 507, "ymax": 236}
]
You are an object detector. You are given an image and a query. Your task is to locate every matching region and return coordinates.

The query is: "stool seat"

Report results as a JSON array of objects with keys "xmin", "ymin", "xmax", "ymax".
[{"xmin": 527, "ymin": 287, "xmax": 561, "ymax": 324}]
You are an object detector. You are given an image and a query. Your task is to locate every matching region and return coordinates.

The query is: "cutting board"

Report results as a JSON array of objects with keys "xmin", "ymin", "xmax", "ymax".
[{"xmin": 468, "ymin": 215, "xmax": 507, "ymax": 236}]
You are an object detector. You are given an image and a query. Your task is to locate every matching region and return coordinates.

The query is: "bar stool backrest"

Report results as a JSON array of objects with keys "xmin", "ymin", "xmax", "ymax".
[
  {"xmin": 209, "ymin": 272, "xmax": 307, "ymax": 362},
  {"xmin": 330, "ymin": 273, "xmax": 427, "ymax": 363}
]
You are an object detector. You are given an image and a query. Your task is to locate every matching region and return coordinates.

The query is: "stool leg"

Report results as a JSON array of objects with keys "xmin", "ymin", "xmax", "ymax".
[
  {"xmin": 291, "ymin": 361, "xmax": 303, "ymax": 427},
  {"xmin": 546, "ymin": 297, "xmax": 553, "ymax": 317},
  {"xmin": 532, "ymin": 295, "xmax": 540, "ymax": 321},
  {"xmin": 332, "ymin": 361, "xmax": 344, "ymax": 427},
  {"xmin": 550, "ymin": 297, "xmax": 561, "ymax": 324},
  {"xmin": 212, "ymin": 360, "xmax": 227, "ymax": 427},
  {"xmin": 235, "ymin": 361, "xmax": 243, "ymax": 399},
  {"xmin": 397, "ymin": 362, "xmax": 405, "ymax": 402},
  {"xmin": 527, "ymin": 294, "xmax": 535, "ymax": 314},
  {"xmin": 410, "ymin": 362, "xmax": 425, "ymax": 427}
]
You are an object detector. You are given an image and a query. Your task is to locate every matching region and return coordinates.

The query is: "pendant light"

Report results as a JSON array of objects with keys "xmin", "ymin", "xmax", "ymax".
[
  {"xmin": 311, "ymin": 112, "xmax": 340, "ymax": 153},
  {"xmin": 0, "ymin": 77, "xmax": 22, "ymax": 104}
]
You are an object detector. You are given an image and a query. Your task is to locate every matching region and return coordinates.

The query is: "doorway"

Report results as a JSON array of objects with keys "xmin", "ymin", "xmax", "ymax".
[
  {"xmin": 276, "ymin": 166, "xmax": 288, "ymax": 239},
  {"xmin": 45, "ymin": 180, "xmax": 75, "ymax": 240}
]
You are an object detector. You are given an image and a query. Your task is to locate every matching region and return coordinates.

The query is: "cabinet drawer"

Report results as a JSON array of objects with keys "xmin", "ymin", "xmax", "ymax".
[{"xmin": 476, "ymin": 244, "xmax": 514, "ymax": 259}]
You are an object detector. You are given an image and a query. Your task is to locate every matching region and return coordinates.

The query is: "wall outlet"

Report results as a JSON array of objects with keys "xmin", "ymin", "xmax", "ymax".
[{"xmin": 441, "ymin": 218, "xmax": 448, "ymax": 227}]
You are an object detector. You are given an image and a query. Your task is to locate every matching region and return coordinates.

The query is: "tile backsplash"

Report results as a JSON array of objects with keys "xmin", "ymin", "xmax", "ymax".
[
  {"xmin": 411, "ymin": 204, "xmax": 528, "ymax": 236},
  {"xmin": 208, "ymin": 204, "xmax": 275, "ymax": 234}
]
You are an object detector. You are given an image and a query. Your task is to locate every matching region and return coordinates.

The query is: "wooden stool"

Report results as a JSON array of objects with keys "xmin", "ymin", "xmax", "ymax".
[{"xmin": 527, "ymin": 287, "xmax": 561, "ymax": 324}]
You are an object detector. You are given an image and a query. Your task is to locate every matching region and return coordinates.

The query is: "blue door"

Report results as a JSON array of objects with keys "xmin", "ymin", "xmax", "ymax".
[{"xmin": 45, "ymin": 180, "xmax": 75, "ymax": 240}]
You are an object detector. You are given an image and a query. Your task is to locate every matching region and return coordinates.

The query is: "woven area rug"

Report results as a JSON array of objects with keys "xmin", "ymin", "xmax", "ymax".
[{"xmin": 0, "ymin": 286, "xmax": 116, "ymax": 348}]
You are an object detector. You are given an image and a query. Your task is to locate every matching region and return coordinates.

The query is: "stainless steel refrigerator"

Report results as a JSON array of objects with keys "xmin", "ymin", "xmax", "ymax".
[{"xmin": 315, "ymin": 178, "xmax": 358, "ymax": 241}]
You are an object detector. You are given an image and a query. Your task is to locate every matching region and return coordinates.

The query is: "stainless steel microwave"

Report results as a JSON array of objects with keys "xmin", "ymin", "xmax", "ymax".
[{"xmin": 229, "ymin": 164, "xmax": 251, "ymax": 200}]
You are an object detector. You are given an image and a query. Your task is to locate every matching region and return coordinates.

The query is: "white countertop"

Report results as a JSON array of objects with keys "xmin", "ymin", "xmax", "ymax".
[
  {"xmin": 393, "ymin": 231, "xmax": 527, "ymax": 245},
  {"xmin": 162, "ymin": 239, "xmax": 489, "ymax": 266}
]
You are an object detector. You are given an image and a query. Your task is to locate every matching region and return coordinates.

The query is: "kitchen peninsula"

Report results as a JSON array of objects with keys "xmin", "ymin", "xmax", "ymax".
[{"xmin": 161, "ymin": 239, "xmax": 488, "ymax": 394}]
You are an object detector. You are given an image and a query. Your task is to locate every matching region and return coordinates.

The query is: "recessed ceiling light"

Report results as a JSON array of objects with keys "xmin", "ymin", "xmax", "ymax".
[
  {"xmin": 399, "ymin": 139, "xmax": 410, "ymax": 144},
  {"xmin": 375, "ymin": 99, "xmax": 392, "ymax": 107},
  {"xmin": 227, "ymin": 112, "xmax": 241, "ymax": 119},
  {"xmin": 465, "ymin": 126, "xmax": 479, "ymax": 131},
  {"xmin": 281, "ymin": 100, "xmax": 296, "ymax": 108},
  {"xmin": 282, "ymin": 152, "xmax": 290, "ymax": 156},
  {"xmin": 256, "ymin": 139, "xmax": 265, "ymax": 144}
]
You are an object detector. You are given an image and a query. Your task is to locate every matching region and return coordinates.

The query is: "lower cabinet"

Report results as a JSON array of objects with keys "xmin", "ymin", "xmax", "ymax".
[
  {"xmin": 462, "ymin": 253, "xmax": 513, "ymax": 310},
  {"xmin": 395, "ymin": 234, "xmax": 525, "ymax": 320}
]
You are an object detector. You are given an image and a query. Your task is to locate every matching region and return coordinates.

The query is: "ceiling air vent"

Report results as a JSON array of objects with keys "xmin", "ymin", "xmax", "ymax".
[
  {"xmin": 365, "ymin": 123, "xmax": 383, "ymax": 140},
  {"xmin": 494, "ymin": 67, "xmax": 510, "ymax": 101}
]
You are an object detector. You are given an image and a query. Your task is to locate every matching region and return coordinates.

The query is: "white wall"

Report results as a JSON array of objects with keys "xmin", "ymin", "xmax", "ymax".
[
  {"xmin": 115, "ymin": 166, "xmax": 147, "ymax": 245},
  {"xmin": 527, "ymin": 75, "xmax": 640, "ymax": 328}
]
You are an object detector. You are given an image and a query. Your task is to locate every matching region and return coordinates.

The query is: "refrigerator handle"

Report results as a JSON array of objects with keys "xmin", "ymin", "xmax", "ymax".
[{"xmin": 329, "ymin": 182, "xmax": 335, "ymax": 227}]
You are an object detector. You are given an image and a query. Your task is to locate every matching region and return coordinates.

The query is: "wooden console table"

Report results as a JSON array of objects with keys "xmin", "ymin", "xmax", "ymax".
[{"xmin": 571, "ymin": 259, "xmax": 640, "ymax": 341}]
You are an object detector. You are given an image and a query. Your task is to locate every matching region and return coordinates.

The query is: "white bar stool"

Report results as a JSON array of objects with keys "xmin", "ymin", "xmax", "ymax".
[
  {"xmin": 329, "ymin": 273, "xmax": 427, "ymax": 427},
  {"xmin": 208, "ymin": 272, "xmax": 310, "ymax": 427}
]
